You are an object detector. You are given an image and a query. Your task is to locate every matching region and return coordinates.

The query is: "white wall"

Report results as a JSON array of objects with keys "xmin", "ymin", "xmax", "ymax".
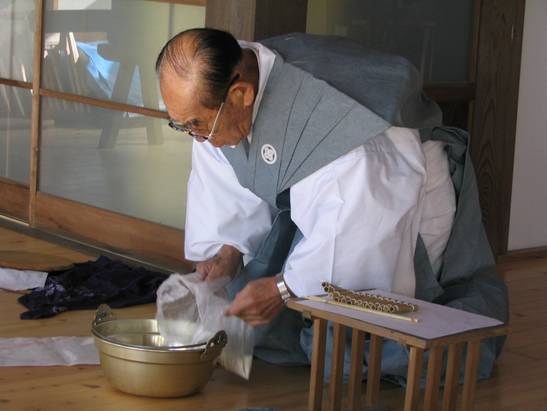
[{"xmin": 508, "ymin": 0, "xmax": 547, "ymax": 250}]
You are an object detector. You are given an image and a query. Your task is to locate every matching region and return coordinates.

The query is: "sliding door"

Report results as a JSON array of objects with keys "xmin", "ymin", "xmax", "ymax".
[
  {"xmin": 0, "ymin": 0, "xmax": 35, "ymax": 221},
  {"xmin": 1, "ymin": 0, "xmax": 206, "ymax": 269}
]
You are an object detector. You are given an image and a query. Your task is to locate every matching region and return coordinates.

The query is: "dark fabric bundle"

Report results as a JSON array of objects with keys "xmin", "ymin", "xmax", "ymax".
[{"xmin": 18, "ymin": 256, "xmax": 168, "ymax": 319}]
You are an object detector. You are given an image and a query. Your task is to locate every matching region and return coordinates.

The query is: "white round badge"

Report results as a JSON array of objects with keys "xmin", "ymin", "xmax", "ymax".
[{"xmin": 261, "ymin": 144, "xmax": 277, "ymax": 165}]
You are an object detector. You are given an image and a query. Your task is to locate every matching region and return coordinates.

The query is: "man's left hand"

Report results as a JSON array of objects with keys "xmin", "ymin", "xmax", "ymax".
[{"xmin": 225, "ymin": 276, "xmax": 283, "ymax": 326}]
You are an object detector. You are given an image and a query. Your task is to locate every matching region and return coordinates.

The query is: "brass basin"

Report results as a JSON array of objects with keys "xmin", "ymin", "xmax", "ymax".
[{"xmin": 91, "ymin": 305, "xmax": 227, "ymax": 398}]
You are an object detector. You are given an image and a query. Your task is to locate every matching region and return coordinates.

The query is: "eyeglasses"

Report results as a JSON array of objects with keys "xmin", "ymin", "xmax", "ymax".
[
  {"xmin": 167, "ymin": 74, "xmax": 239, "ymax": 142},
  {"xmin": 168, "ymin": 102, "xmax": 224, "ymax": 142}
]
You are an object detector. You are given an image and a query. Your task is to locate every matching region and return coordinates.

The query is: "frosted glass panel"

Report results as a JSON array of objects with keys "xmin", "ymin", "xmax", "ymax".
[
  {"xmin": 0, "ymin": 85, "xmax": 32, "ymax": 184},
  {"xmin": 40, "ymin": 98, "xmax": 193, "ymax": 229},
  {"xmin": 0, "ymin": 0, "xmax": 35, "ymax": 81},
  {"xmin": 42, "ymin": 0, "xmax": 205, "ymax": 110},
  {"xmin": 307, "ymin": 0, "xmax": 474, "ymax": 83}
]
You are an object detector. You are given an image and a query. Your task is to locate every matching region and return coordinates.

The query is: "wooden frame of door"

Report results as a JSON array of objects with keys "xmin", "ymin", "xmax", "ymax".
[{"xmin": 471, "ymin": 0, "xmax": 525, "ymax": 255}]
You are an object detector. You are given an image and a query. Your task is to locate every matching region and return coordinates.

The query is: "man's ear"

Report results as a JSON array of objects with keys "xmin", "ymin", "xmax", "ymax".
[{"xmin": 227, "ymin": 81, "xmax": 255, "ymax": 109}]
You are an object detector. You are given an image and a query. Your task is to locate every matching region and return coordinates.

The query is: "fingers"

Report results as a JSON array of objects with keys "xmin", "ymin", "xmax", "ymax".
[
  {"xmin": 196, "ymin": 258, "xmax": 223, "ymax": 281},
  {"xmin": 196, "ymin": 251, "xmax": 241, "ymax": 282},
  {"xmin": 225, "ymin": 285, "xmax": 283, "ymax": 325},
  {"xmin": 226, "ymin": 308, "xmax": 277, "ymax": 326},
  {"xmin": 225, "ymin": 292, "xmax": 252, "ymax": 317},
  {"xmin": 236, "ymin": 304, "xmax": 282, "ymax": 326},
  {"xmin": 205, "ymin": 263, "xmax": 226, "ymax": 282},
  {"xmin": 195, "ymin": 261, "xmax": 211, "ymax": 279}
]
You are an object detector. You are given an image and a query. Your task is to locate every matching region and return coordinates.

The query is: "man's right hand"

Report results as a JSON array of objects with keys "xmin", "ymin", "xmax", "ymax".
[{"xmin": 195, "ymin": 244, "xmax": 242, "ymax": 282}]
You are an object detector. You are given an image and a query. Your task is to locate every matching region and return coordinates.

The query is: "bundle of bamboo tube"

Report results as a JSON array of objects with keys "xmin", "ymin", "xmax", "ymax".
[{"xmin": 321, "ymin": 282, "xmax": 418, "ymax": 314}]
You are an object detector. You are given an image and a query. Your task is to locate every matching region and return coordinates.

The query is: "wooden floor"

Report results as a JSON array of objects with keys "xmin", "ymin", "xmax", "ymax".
[{"xmin": 0, "ymin": 225, "xmax": 546, "ymax": 411}]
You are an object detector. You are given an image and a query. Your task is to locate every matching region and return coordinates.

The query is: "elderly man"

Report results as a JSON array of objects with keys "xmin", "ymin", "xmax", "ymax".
[{"xmin": 156, "ymin": 28, "xmax": 507, "ymax": 380}]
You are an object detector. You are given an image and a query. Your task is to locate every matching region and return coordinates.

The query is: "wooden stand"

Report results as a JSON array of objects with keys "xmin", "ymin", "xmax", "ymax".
[{"xmin": 287, "ymin": 298, "xmax": 508, "ymax": 411}]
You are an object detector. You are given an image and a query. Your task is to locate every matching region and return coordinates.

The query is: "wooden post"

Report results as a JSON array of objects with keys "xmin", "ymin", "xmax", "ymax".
[
  {"xmin": 328, "ymin": 323, "xmax": 345, "ymax": 411},
  {"xmin": 404, "ymin": 346, "xmax": 423, "ymax": 411},
  {"xmin": 423, "ymin": 346, "xmax": 443, "ymax": 411},
  {"xmin": 462, "ymin": 340, "xmax": 481, "ymax": 411},
  {"xmin": 29, "ymin": 0, "xmax": 45, "ymax": 225},
  {"xmin": 347, "ymin": 329, "xmax": 365, "ymax": 411},
  {"xmin": 365, "ymin": 334, "xmax": 383, "ymax": 406},
  {"xmin": 442, "ymin": 342, "xmax": 463, "ymax": 411},
  {"xmin": 471, "ymin": 0, "xmax": 525, "ymax": 254},
  {"xmin": 309, "ymin": 318, "xmax": 327, "ymax": 411}
]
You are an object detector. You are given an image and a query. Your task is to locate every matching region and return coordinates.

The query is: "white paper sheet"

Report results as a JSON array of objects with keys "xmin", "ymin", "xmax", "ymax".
[
  {"xmin": 0, "ymin": 267, "xmax": 48, "ymax": 291},
  {"xmin": 299, "ymin": 289, "xmax": 504, "ymax": 340},
  {"xmin": 0, "ymin": 337, "xmax": 100, "ymax": 366}
]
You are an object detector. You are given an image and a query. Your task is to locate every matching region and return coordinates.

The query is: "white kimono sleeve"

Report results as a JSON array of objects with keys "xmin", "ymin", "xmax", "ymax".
[
  {"xmin": 283, "ymin": 127, "xmax": 428, "ymax": 298},
  {"xmin": 184, "ymin": 141, "xmax": 273, "ymax": 262}
]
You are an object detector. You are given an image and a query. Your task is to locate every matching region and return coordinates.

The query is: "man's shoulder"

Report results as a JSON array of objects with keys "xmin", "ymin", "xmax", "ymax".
[{"xmin": 260, "ymin": 33, "xmax": 442, "ymax": 129}]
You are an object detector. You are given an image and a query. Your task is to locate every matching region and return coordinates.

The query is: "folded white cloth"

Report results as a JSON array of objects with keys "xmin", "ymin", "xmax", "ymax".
[
  {"xmin": 0, "ymin": 336, "xmax": 99, "ymax": 366},
  {"xmin": 0, "ymin": 267, "xmax": 48, "ymax": 291}
]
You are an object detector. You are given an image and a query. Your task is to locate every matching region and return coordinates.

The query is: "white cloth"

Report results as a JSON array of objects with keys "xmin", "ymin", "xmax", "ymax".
[
  {"xmin": 184, "ymin": 41, "xmax": 456, "ymax": 298},
  {"xmin": 285, "ymin": 127, "xmax": 427, "ymax": 297},
  {"xmin": 184, "ymin": 41, "xmax": 276, "ymax": 262},
  {"xmin": 285, "ymin": 134, "xmax": 456, "ymax": 297},
  {"xmin": 184, "ymin": 141, "xmax": 273, "ymax": 262},
  {"xmin": 0, "ymin": 267, "xmax": 48, "ymax": 291},
  {"xmin": 420, "ymin": 140, "xmax": 457, "ymax": 275},
  {"xmin": 0, "ymin": 337, "xmax": 99, "ymax": 366},
  {"xmin": 238, "ymin": 40, "xmax": 276, "ymax": 141}
]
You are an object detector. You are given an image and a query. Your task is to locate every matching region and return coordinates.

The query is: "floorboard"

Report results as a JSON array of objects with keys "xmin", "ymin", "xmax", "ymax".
[{"xmin": 1, "ymin": 226, "xmax": 546, "ymax": 410}]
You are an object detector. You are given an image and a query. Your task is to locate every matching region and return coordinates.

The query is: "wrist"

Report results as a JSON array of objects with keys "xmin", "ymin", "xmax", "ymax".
[
  {"xmin": 219, "ymin": 244, "xmax": 242, "ymax": 259},
  {"xmin": 275, "ymin": 273, "xmax": 293, "ymax": 305},
  {"xmin": 219, "ymin": 245, "xmax": 242, "ymax": 278}
]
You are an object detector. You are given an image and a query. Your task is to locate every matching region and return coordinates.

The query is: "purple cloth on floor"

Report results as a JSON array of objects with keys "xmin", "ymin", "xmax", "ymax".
[{"xmin": 18, "ymin": 256, "xmax": 168, "ymax": 319}]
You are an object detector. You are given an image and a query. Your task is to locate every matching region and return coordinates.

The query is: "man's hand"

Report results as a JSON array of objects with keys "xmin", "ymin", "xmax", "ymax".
[
  {"xmin": 225, "ymin": 276, "xmax": 283, "ymax": 326},
  {"xmin": 195, "ymin": 245, "xmax": 242, "ymax": 282}
]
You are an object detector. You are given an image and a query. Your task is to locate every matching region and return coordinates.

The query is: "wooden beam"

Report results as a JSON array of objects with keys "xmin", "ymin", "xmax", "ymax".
[
  {"xmin": 205, "ymin": 0, "xmax": 307, "ymax": 41},
  {"xmin": 471, "ymin": 0, "xmax": 525, "ymax": 255},
  {"xmin": 34, "ymin": 192, "xmax": 191, "ymax": 272},
  {"xmin": 29, "ymin": 0, "xmax": 45, "ymax": 226},
  {"xmin": 254, "ymin": 0, "xmax": 308, "ymax": 41},
  {"xmin": 0, "ymin": 178, "xmax": 29, "ymax": 222},
  {"xmin": 39, "ymin": 89, "xmax": 168, "ymax": 119},
  {"xmin": 0, "ymin": 78, "xmax": 32, "ymax": 89},
  {"xmin": 205, "ymin": 0, "xmax": 256, "ymax": 41}
]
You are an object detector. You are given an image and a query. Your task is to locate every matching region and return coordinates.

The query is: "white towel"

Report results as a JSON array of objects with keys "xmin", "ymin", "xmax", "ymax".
[
  {"xmin": 0, "ymin": 267, "xmax": 48, "ymax": 291},
  {"xmin": 0, "ymin": 336, "xmax": 100, "ymax": 366}
]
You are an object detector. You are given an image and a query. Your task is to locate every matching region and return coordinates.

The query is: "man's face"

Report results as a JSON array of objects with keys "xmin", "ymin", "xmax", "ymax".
[{"xmin": 159, "ymin": 69, "xmax": 252, "ymax": 148}]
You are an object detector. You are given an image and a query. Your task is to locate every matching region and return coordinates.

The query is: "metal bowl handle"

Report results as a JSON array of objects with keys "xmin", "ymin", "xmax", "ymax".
[
  {"xmin": 93, "ymin": 304, "xmax": 116, "ymax": 326},
  {"xmin": 200, "ymin": 330, "xmax": 227, "ymax": 361}
]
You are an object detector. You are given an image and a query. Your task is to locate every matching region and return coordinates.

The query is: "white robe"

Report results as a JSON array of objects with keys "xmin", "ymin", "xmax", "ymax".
[{"xmin": 184, "ymin": 42, "xmax": 456, "ymax": 298}]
